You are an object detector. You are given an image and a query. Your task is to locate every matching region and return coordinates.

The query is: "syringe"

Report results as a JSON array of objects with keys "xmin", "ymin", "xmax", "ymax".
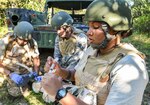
[{"xmin": 49, "ymin": 58, "xmax": 59, "ymax": 73}]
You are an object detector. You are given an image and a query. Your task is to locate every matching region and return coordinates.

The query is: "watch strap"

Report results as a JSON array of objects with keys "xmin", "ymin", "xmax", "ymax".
[{"xmin": 55, "ymin": 88, "xmax": 68, "ymax": 101}]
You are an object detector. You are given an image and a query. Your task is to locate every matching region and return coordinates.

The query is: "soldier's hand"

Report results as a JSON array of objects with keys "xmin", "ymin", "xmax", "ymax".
[
  {"xmin": 41, "ymin": 73, "xmax": 62, "ymax": 97},
  {"xmin": 44, "ymin": 56, "xmax": 54, "ymax": 72},
  {"xmin": 51, "ymin": 61, "xmax": 62, "ymax": 76},
  {"xmin": 9, "ymin": 73, "xmax": 28, "ymax": 86},
  {"xmin": 10, "ymin": 72, "xmax": 39, "ymax": 86},
  {"xmin": 34, "ymin": 76, "xmax": 42, "ymax": 82}
]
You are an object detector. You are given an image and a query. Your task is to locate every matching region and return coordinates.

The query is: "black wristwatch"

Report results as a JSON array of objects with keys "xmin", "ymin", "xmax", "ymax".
[{"xmin": 55, "ymin": 88, "xmax": 68, "ymax": 101}]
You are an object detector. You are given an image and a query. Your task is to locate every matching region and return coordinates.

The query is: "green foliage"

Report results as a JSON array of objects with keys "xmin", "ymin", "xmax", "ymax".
[
  {"xmin": 0, "ymin": 26, "xmax": 8, "ymax": 38},
  {"xmin": 122, "ymin": 31, "xmax": 150, "ymax": 62},
  {"xmin": 132, "ymin": 0, "xmax": 150, "ymax": 33},
  {"xmin": 26, "ymin": 91, "xmax": 51, "ymax": 105},
  {"xmin": 133, "ymin": 14, "xmax": 150, "ymax": 33},
  {"xmin": 132, "ymin": 0, "xmax": 150, "ymax": 18}
]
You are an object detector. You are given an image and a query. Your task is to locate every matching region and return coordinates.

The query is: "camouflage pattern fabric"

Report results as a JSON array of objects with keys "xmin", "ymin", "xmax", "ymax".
[
  {"xmin": 0, "ymin": 34, "xmax": 39, "ymax": 96},
  {"xmin": 33, "ymin": 27, "xmax": 87, "ymax": 103},
  {"xmin": 7, "ymin": 78, "xmax": 30, "ymax": 97},
  {"xmin": 0, "ymin": 34, "xmax": 39, "ymax": 74},
  {"xmin": 59, "ymin": 36, "xmax": 77, "ymax": 56},
  {"xmin": 0, "ymin": 36, "xmax": 8, "ymax": 60},
  {"xmin": 70, "ymin": 86, "xmax": 97, "ymax": 105},
  {"xmin": 6, "ymin": 78, "xmax": 22, "ymax": 97},
  {"xmin": 54, "ymin": 27, "xmax": 87, "ymax": 69}
]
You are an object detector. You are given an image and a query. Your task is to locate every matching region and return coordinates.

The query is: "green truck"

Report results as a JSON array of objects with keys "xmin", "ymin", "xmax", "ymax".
[{"xmin": 6, "ymin": 0, "xmax": 93, "ymax": 49}]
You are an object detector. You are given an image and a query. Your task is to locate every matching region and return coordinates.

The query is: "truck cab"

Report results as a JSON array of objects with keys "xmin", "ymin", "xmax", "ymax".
[{"xmin": 5, "ymin": 0, "xmax": 93, "ymax": 48}]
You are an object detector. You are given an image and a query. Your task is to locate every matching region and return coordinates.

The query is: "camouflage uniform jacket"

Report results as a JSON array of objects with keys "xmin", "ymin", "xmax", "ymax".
[
  {"xmin": 0, "ymin": 33, "xmax": 39, "ymax": 74},
  {"xmin": 54, "ymin": 27, "xmax": 87, "ymax": 70}
]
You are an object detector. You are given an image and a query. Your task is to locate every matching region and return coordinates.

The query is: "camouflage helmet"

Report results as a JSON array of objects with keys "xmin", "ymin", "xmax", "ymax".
[
  {"xmin": 51, "ymin": 11, "xmax": 73, "ymax": 30},
  {"xmin": 14, "ymin": 21, "xmax": 34, "ymax": 40},
  {"xmin": 84, "ymin": 0, "xmax": 132, "ymax": 31}
]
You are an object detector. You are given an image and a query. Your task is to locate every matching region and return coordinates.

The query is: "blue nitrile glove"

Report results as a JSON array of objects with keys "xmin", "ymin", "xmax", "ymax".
[
  {"xmin": 10, "ymin": 73, "xmax": 29, "ymax": 86},
  {"xmin": 28, "ymin": 72, "xmax": 42, "ymax": 82},
  {"xmin": 28, "ymin": 72, "xmax": 38, "ymax": 78},
  {"xmin": 10, "ymin": 72, "xmax": 38, "ymax": 86},
  {"xmin": 34, "ymin": 76, "xmax": 42, "ymax": 82}
]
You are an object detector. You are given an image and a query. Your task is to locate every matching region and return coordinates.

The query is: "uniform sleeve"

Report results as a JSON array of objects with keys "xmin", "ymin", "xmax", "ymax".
[
  {"xmin": 30, "ymin": 39, "xmax": 40, "ymax": 58},
  {"xmin": 54, "ymin": 36, "xmax": 62, "ymax": 63},
  {"xmin": 105, "ymin": 54, "xmax": 149, "ymax": 105},
  {"xmin": 66, "ymin": 33, "xmax": 88, "ymax": 69},
  {"xmin": 0, "ymin": 36, "xmax": 9, "ymax": 61}
]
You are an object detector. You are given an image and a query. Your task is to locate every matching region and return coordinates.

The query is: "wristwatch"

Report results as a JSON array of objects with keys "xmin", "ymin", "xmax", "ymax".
[{"xmin": 55, "ymin": 88, "xmax": 68, "ymax": 101}]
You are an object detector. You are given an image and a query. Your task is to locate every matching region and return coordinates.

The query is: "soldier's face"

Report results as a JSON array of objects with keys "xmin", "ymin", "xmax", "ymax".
[
  {"xmin": 87, "ymin": 21, "xmax": 105, "ymax": 45},
  {"xmin": 16, "ymin": 37, "xmax": 28, "ymax": 46},
  {"xmin": 57, "ymin": 26, "xmax": 72, "ymax": 39}
]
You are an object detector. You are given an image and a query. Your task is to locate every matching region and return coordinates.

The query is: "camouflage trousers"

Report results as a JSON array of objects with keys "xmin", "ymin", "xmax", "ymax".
[{"xmin": 6, "ymin": 78, "xmax": 30, "ymax": 97}]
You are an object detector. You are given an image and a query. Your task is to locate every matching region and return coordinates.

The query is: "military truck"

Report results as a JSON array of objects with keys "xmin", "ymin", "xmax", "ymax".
[{"xmin": 5, "ymin": 0, "xmax": 93, "ymax": 49}]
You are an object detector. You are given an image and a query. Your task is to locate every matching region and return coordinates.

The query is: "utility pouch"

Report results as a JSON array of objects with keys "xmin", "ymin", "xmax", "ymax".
[{"xmin": 63, "ymin": 85, "xmax": 97, "ymax": 105}]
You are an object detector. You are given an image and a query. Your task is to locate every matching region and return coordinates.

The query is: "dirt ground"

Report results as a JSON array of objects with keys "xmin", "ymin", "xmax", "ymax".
[
  {"xmin": 39, "ymin": 48, "xmax": 54, "ymax": 67},
  {"xmin": 0, "ymin": 49, "xmax": 150, "ymax": 105}
]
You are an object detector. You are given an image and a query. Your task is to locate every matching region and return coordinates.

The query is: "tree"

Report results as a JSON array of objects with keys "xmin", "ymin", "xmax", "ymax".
[{"xmin": 131, "ymin": 0, "xmax": 150, "ymax": 33}]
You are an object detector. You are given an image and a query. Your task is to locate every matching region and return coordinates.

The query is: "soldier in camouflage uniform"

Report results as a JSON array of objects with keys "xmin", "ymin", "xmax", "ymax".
[
  {"xmin": 41, "ymin": 0, "xmax": 149, "ymax": 105},
  {"xmin": 45, "ymin": 11, "xmax": 87, "ymax": 71},
  {"xmin": 32, "ymin": 11, "xmax": 87, "ymax": 103},
  {"xmin": 0, "ymin": 21, "xmax": 40, "ymax": 97}
]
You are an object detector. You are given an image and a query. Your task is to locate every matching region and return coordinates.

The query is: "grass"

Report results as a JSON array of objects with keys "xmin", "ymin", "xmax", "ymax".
[
  {"xmin": 0, "ymin": 26, "xmax": 8, "ymax": 38},
  {"xmin": 0, "ymin": 74, "xmax": 51, "ymax": 105},
  {"xmin": 122, "ymin": 32, "xmax": 150, "ymax": 56}
]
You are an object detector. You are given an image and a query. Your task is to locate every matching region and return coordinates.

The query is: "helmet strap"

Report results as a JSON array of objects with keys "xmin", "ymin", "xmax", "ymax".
[
  {"xmin": 99, "ymin": 35, "xmax": 121, "ymax": 54},
  {"xmin": 91, "ymin": 24, "xmax": 113, "ymax": 49},
  {"xmin": 90, "ymin": 38, "xmax": 109, "ymax": 49},
  {"xmin": 13, "ymin": 33, "xmax": 17, "ymax": 39}
]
